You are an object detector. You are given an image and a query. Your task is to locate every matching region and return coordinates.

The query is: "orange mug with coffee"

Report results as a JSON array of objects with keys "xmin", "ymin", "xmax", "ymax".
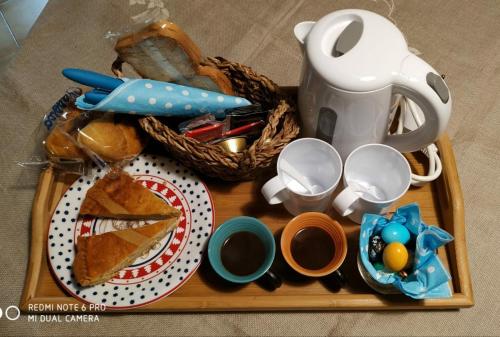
[{"xmin": 281, "ymin": 212, "xmax": 347, "ymax": 278}]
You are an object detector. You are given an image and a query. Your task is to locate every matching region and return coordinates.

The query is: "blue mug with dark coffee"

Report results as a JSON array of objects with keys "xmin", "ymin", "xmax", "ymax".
[{"xmin": 208, "ymin": 216, "xmax": 280, "ymax": 288}]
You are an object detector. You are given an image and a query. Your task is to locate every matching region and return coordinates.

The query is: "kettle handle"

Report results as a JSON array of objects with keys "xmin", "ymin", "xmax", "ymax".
[
  {"xmin": 294, "ymin": 21, "xmax": 315, "ymax": 45},
  {"xmin": 384, "ymin": 53, "xmax": 452, "ymax": 152}
]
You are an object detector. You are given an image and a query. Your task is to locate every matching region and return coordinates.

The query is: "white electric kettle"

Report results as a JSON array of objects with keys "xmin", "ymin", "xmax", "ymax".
[{"xmin": 295, "ymin": 9, "xmax": 451, "ymax": 160}]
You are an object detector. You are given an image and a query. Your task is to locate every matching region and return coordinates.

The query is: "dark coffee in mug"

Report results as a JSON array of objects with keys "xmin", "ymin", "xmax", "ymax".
[
  {"xmin": 221, "ymin": 231, "xmax": 266, "ymax": 276},
  {"xmin": 291, "ymin": 227, "xmax": 335, "ymax": 270}
]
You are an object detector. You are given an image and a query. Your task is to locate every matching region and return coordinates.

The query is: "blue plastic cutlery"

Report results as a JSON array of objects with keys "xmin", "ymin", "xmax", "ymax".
[
  {"xmin": 62, "ymin": 68, "xmax": 124, "ymax": 104},
  {"xmin": 62, "ymin": 68, "xmax": 123, "ymax": 91},
  {"xmin": 83, "ymin": 89, "xmax": 111, "ymax": 105}
]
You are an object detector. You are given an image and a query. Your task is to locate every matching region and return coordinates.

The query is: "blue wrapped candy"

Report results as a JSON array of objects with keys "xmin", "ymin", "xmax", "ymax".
[{"xmin": 359, "ymin": 203, "xmax": 454, "ymax": 299}]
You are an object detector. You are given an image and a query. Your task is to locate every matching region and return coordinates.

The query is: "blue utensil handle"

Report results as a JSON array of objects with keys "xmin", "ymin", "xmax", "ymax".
[
  {"xmin": 62, "ymin": 68, "xmax": 123, "ymax": 91},
  {"xmin": 91, "ymin": 89, "xmax": 112, "ymax": 94},
  {"xmin": 84, "ymin": 90, "xmax": 109, "ymax": 105}
]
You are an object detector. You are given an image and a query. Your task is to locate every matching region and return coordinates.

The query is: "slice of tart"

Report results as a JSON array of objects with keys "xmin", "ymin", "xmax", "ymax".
[
  {"xmin": 73, "ymin": 218, "xmax": 179, "ymax": 286},
  {"xmin": 80, "ymin": 170, "xmax": 180, "ymax": 220}
]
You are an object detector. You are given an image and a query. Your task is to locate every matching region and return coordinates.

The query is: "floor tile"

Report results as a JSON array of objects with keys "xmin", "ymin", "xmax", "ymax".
[
  {"xmin": 0, "ymin": 0, "xmax": 48, "ymax": 42},
  {"xmin": 0, "ymin": 10, "xmax": 18, "ymax": 59}
]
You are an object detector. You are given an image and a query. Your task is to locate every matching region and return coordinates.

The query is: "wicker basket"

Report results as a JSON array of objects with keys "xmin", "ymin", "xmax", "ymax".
[{"xmin": 111, "ymin": 56, "xmax": 299, "ymax": 181}]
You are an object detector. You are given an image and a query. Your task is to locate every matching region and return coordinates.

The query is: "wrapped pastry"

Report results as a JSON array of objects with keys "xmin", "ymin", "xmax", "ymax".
[
  {"xmin": 44, "ymin": 110, "xmax": 145, "ymax": 163},
  {"xmin": 77, "ymin": 115, "xmax": 146, "ymax": 162},
  {"xmin": 44, "ymin": 106, "xmax": 85, "ymax": 160}
]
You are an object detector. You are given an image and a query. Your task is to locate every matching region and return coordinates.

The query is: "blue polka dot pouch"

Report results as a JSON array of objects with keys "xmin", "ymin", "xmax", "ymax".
[
  {"xmin": 76, "ymin": 79, "xmax": 251, "ymax": 118},
  {"xmin": 359, "ymin": 203, "xmax": 454, "ymax": 299}
]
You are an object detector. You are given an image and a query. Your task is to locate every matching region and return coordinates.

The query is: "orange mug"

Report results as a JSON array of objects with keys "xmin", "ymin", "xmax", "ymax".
[{"xmin": 280, "ymin": 212, "xmax": 347, "ymax": 277}]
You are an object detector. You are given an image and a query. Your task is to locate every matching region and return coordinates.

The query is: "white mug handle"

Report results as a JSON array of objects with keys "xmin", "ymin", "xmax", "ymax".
[
  {"xmin": 261, "ymin": 176, "xmax": 289, "ymax": 205},
  {"xmin": 332, "ymin": 186, "xmax": 360, "ymax": 217}
]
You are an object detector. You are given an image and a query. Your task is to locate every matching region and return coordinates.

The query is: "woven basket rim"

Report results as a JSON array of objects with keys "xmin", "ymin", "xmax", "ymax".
[{"xmin": 111, "ymin": 55, "xmax": 300, "ymax": 180}]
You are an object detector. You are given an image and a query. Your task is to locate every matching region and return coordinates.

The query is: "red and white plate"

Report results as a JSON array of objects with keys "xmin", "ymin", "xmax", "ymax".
[{"xmin": 47, "ymin": 154, "xmax": 215, "ymax": 309}]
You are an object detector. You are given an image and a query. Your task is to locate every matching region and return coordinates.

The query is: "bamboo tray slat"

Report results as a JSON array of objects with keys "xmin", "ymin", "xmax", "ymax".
[{"xmin": 20, "ymin": 135, "xmax": 473, "ymax": 312}]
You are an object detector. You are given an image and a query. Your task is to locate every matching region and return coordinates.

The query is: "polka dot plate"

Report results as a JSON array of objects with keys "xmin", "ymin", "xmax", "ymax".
[{"xmin": 47, "ymin": 154, "xmax": 215, "ymax": 309}]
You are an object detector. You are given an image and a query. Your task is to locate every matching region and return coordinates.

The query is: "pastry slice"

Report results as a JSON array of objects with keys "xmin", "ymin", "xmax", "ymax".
[
  {"xmin": 80, "ymin": 170, "xmax": 181, "ymax": 220},
  {"xmin": 73, "ymin": 218, "xmax": 179, "ymax": 286}
]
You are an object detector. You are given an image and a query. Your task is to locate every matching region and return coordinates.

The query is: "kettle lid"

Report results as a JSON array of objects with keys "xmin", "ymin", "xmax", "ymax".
[{"xmin": 305, "ymin": 9, "xmax": 410, "ymax": 92}]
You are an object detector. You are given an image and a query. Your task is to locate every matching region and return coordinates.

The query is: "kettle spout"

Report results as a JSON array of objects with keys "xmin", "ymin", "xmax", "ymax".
[{"xmin": 294, "ymin": 21, "xmax": 315, "ymax": 46}]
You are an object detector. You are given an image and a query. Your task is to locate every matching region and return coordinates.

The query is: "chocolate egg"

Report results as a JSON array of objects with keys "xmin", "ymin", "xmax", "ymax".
[
  {"xmin": 368, "ymin": 235, "xmax": 386, "ymax": 262},
  {"xmin": 382, "ymin": 242, "xmax": 408, "ymax": 272},
  {"xmin": 381, "ymin": 223, "xmax": 410, "ymax": 245}
]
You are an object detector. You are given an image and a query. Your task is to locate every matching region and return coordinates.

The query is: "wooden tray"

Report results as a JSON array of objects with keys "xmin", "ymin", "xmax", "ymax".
[{"xmin": 20, "ymin": 135, "xmax": 473, "ymax": 312}]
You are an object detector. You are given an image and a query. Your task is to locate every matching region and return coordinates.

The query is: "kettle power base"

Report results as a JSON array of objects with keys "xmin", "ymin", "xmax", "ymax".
[{"xmin": 20, "ymin": 133, "xmax": 473, "ymax": 312}]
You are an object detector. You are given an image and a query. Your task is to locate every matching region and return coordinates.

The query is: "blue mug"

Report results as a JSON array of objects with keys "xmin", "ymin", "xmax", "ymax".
[{"xmin": 208, "ymin": 216, "xmax": 279, "ymax": 287}]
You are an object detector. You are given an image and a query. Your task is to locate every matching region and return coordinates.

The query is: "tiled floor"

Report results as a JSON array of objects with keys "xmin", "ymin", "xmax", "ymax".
[{"xmin": 0, "ymin": 0, "xmax": 48, "ymax": 74}]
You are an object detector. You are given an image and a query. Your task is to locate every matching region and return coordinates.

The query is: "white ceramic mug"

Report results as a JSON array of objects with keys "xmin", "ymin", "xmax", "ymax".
[
  {"xmin": 332, "ymin": 144, "xmax": 411, "ymax": 223},
  {"xmin": 261, "ymin": 138, "xmax": 342, "ymax": 216}
]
